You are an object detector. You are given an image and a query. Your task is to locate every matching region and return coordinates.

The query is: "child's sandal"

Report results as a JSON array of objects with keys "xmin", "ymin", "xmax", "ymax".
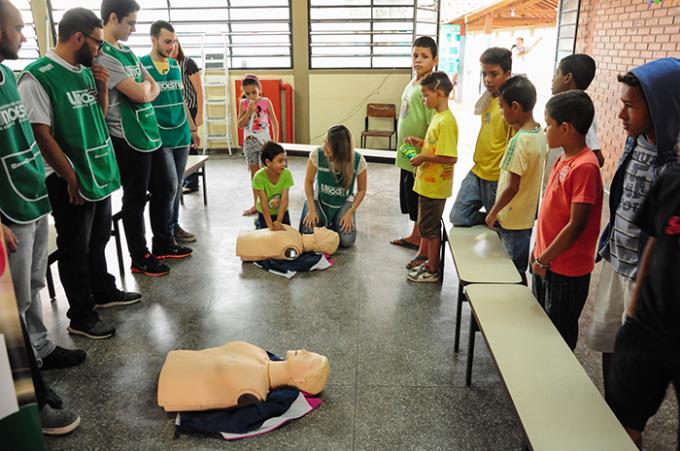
[{"xmin": 406, "ymin": 255, "xmax": 427, "ymax": 270}]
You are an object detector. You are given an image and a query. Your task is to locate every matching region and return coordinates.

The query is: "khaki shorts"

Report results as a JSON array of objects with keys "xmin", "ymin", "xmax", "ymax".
[
  {"xmin": 586, "ymin": 260, "xmax": 635, "ymax": 353},
  {"xmin": 417, "ymin": 196, "xmax": 446, "ymax": 238}
]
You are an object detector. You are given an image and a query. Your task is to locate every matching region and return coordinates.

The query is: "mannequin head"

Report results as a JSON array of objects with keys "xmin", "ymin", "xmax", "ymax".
[
  {"xmin": 286, "ymin": 350, "xmax": 330, "ymax": 395},
  {"xmin": 301, "ymin": 227, "xmax": 340, "ymax": 255}
]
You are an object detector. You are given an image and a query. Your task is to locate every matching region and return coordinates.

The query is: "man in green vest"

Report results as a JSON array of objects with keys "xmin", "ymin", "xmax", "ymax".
[
  {"xmin": 18, "ymin": 8, "xmax": 140, "ymax": 340},
  {"xmin": 97, "ymin": 0, "xmax": 192, "ymax": 277},
  {"xmin": 0, "ymin": 0, "xmax": 79, "ymax": 435},
  {"xmin": 141, "ymin": 20, "xmax": 200, "ymax": 246},
  {"xmin": 0, "ymin": 0, "xmax": 88, "ymax": 370}
]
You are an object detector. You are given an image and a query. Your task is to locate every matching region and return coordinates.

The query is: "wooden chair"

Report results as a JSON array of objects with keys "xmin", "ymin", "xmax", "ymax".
[{"xmin": 360, "ymin": 103, "xmax": 397, "ymax": 150}]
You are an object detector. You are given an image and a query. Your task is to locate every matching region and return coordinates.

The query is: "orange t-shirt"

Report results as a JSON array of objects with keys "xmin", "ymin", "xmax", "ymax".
[{"xmin": 534, "ymin": 147, "xmax": 603, "ymax": 277}]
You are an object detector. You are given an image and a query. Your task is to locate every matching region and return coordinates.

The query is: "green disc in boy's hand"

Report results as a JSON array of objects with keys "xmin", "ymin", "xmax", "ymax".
[{"xmin": 400, "ymin": 142, "xmax": 417, "ymax": 161}]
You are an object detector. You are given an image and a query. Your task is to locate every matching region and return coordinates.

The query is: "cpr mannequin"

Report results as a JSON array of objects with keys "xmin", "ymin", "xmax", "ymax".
[
  {"xmin": 157, "ymin": 341, "xmax": 330, "ymax": 412},
  {"xmin": 236, "ymin": 224, "xmax": 339, "ymax": 261}
]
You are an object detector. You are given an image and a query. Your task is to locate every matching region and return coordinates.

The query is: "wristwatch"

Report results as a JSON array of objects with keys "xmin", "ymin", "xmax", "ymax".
[{"xmin": 534, "ymin": 257, "xmax": 549, "ymax": 270}]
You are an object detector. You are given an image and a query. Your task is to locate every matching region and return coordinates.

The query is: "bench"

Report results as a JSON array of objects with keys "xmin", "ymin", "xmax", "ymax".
[
  {"xmin": 464, "ymin": 284, "xmax": 638, "ymax": 451},
  {"xmin": 46, "ymin": 155, "xmax": 210, "ymax": 299},
  {"xmin": 446, "ymin": 225, "xmax": 522, "ymax": 354},
  {"xmin": 282, "ymin": 143, "xmax": 396, "ymax": 164}
]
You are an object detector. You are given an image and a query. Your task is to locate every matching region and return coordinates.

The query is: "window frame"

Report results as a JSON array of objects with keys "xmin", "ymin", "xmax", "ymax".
[
  {"xmin": 554, "ymin": 0, "xmax": 581, "ymax": 64},
  {"xmin": 307, "ymin": 1, "xmax": 440, "ymax": 70},
  {"xmin": 47, "ymin": 1, "xmax": 293, "ymax": 70}
]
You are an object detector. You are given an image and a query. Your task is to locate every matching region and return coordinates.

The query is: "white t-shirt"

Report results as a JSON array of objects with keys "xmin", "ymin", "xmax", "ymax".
[
  {"xmin": 541, "ymin": 117, "xmax": 600, "ymax": 193},
  {"xmin": 18, "ymin": 50, "xmax": 89, "ymax": 177}
]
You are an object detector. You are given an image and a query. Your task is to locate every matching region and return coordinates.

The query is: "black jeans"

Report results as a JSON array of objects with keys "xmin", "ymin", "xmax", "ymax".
[
  {"xmin": 532, "ymin": 270, "xmax": 591, "ymax": 350},
  {"xmin": 606, "ymin": 317, "xmax": 680, "ymax": 443},
  {"xmin": 184, "ymin": 106, "xmax": 200, "ymax": 190},
  {"xmin": 46, "ymin": 174, "xmax": 116, "ymax": 327},
  {"xmin": 112, "ymin": 137, "xmax": 176, "ymax": 259}
]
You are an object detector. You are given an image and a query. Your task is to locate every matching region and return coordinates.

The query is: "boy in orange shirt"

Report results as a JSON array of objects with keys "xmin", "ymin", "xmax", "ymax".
[{"xmin": 531, "ymin": 90, "xmax": 603, "ymax": 350}]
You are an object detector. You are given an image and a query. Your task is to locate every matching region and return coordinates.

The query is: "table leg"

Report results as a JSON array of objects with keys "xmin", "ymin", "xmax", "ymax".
[
  {"xmin": 46, "ymin": 265, "xmax": 56, "ymax": 301},
  {"xmin": 465, "ymin": 316, "xmax": 477, "ymax": 387},
  {"xmin": 201, "ymin": 166, "xmax": 208, "ymax": 206},
  {"xmin": 454, "ymin": 282, "xmax": 464, "ymax": 353},
  {"xmin": 439, "ymin": 224, "xmax": 447, "ymax": 284}
]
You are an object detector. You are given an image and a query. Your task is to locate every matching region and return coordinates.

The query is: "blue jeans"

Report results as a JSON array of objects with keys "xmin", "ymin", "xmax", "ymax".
[
  {"xmin": 450, "ymin": 170, "xmax": 498, "ymax": 226},
  {"xmin": 496, "ymin": 225, "xmax": 531, "ymax": 282},
  {"xmin": 299, "ymin": 199, "xmax": 356, "ymax": 248},
  {"xmin": 168, "ymin": 146, "xmax": 189, "ymax": 235}
]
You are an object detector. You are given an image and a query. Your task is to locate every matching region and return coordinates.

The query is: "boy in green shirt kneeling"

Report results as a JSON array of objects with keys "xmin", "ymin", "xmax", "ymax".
[{"xmin": 252, "ymin": 142, "xmax": 294, "ymax": 231}]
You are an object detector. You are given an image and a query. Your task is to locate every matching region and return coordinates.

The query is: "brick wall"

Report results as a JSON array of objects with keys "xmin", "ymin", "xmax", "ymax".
[{"xmin": 575, "ymin": 0, "xmax": 680, "ymax": 183}]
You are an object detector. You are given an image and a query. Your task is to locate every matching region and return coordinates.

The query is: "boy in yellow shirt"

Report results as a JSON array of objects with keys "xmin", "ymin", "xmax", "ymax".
[
  {"xmin": 485, "ymin": 76, "xmax": 546, "ymax": 283},
  {"xmin": 406, "ymin": 72, "xmax": 458, "ymax": 283},
  {"xmin": 450, "ymin": 47, "xmax": 513, "ymax": 226}
]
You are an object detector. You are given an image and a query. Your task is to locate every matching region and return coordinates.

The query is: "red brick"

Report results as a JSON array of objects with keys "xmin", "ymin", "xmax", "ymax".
[{"xmin": 655, "ymin": 34, "xmax": 671, "ymax": 43}]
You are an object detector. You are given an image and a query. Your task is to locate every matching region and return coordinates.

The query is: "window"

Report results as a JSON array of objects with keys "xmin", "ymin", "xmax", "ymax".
[
  {"xmin": 5, "ymin": 0, "xmax": 41, "ymax": 71},
  {"xmin": 555, "ymin": 0, "xmax": 580, "ymax": 63},
  {"xmin": 48, "ymin": 0, "xmax": 292, "ymax": 69},
  {"xmin": 309, "ymin": 0, "xmax": 439, "ymax": 69}
]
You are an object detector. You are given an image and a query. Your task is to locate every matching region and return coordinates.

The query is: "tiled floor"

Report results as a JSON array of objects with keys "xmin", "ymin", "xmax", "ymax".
[{"xmin": 41, "ymin": 154, "xmax": 677, "ymax": 450}]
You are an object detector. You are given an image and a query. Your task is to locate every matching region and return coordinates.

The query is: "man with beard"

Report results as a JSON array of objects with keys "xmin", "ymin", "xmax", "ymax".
[
  {"xmin": 0, "ymin": 0, "xmax": 80, "ymax": 435},
  {"xmin": 18, "ymin": 7, "xmax": 141, "ymax": 339},
  {"xmin": 141, "ymin": 21, "xmax": 200, "ymax": 246},
  {"xmin": 98, "ymin": 0, "xmax": 192, "ymax": 277},
  {"xmin": 1, "ymin": 0, "xmax": 87, "ymax": 369}
]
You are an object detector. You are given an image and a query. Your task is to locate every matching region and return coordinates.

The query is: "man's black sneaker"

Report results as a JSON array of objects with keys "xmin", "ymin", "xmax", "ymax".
[
  {"xmin": 41, "ymin": 405, "xmax": 81, "ymax": 436},
  {"xmin": 67, "ymin": 320, "xmax": 115, "ymax": 340},
  {"xmin": 41, "ymin": 346, "xmax": 87, "ymax": 370},
  {"xmin": 154, "ymin": 241, "xmax": 193, "ymax": 260},
  {"xmin": 94, "ymin": 289, "xmax": 142, "ymax": 308},
  {"xmin": 131, "ymin": 253, "xmax": 170, "ymax": 276}
]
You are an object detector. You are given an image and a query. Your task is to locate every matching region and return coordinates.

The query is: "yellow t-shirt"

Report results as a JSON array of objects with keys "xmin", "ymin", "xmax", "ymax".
[
  {"xmin": 153, "ymin": 59, "xmax": 170, "ymax": 74},
  {"xmin": 496, "ymin": 126, "xmax": 547, "ymax": 230},
  {"xmin": 413, "ymin": 109, "xmax": 458, "ymax": 199},
  {"xmin": 471, "ymin": 98, "xmax": 513, "ymax": 181}
]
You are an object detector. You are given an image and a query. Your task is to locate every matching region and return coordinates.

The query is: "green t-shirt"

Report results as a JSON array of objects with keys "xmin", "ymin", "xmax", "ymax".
[
  {"xmin": 395, "ymin": 79, "xmax": 435, "ymax": 172},
  {"xmin": 252, "ymin": 167, "xmax": 294, "ymax": 216}
]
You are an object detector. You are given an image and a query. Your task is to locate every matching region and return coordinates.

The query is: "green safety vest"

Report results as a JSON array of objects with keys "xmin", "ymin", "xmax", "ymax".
[
  {"xmin": 23, "ymin": 56, "xmax": 120, "ymax": 201},
  {"xmin": 101, "ymin": 42, "xmax": 161, "ymax": 152},
  {"xmin": 316, "ymin": 149, "xmax": 361, "ymax": 225},
  {"xmin": 0, "ymin": 63, "xmax": 51, "ymax": 223},
  {"xmin": 140, "ymin": 55, "xmax": 191, "ymax": 149}
]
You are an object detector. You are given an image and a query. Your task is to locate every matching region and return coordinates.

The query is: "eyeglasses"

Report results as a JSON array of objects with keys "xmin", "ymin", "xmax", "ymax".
[{"xmin": 83, "ymin": 33, "xmax": 104, "ymax": 50}]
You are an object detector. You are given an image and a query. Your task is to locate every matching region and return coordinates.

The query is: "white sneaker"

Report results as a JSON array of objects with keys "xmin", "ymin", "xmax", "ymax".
[{"xmin": 407, "ymin": 265, "xmax": 440, "ymax": 283}]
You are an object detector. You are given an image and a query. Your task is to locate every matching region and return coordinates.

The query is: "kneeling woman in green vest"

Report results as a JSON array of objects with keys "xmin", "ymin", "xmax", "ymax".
[{"xmin": 300, "ymin": 125, "xmax": 368, "ymax": 248}]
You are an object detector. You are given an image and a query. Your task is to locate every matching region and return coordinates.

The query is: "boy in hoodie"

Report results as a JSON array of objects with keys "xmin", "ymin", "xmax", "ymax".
[
  {"xmin": 605, "ymin": 131, "xmax": 680, "ymax": 448},
  {"xmin": 586, "ymin": 58, "xmax": 680, "ymax": 387}
]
